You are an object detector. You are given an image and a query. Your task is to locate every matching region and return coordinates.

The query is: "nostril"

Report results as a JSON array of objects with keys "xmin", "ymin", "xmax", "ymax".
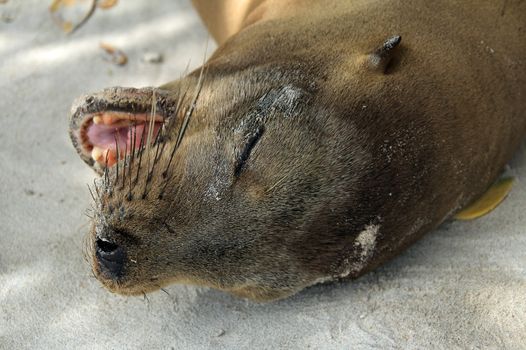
[
  {"xmin": 95, "ymin": 239, "xmax": 125, "ymax": 278},
  {"xmin": 96, "ymin": 239, "xmax": 119, "ymax": 254}
]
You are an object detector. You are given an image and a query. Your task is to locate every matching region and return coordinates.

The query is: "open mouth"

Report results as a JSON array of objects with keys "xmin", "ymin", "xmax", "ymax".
[
  {"xmin": 69, "ymin": 87, "xmax": 179, "ymax": 170},
  {"xmin": 79, "ymin": 111, "xmax": 164, "ymax": 167}
]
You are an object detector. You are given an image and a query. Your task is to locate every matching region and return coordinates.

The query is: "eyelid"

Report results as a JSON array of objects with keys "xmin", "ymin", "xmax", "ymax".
[{"xmin": 234, "ymin": 125, "xmax": 265, "ymax": 178}]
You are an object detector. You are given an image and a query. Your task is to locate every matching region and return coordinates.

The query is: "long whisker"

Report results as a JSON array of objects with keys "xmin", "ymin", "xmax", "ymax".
[
  {"xmin": 147, "ymin": 116, "xmax": 166, "ymax": 182},
  {"xmin": 93, "ymin": 178, "xmax": 101, "ymax": 202},
  {"xmin": 87, "ymin": 184, "xmax": 96, "ymax": 202},
  {"xmin": 158, "ymin": 40, "xmax": 209, "ymax": 199},
  {"xmin": 141, "ymin": 91, "xmax": 157, "ymax": 199},
  {"xmin": 104, "ymin": 151, "xmax": 109, "ymax": 189},
  {"xmin": 114, "ymin": 133, "xmax": 120, "ymax": 186},
  {"xmin": 156, "ymin": 123, "xmax": 167, "ymax": 162},
  {"xmin": 175, "ymin": 57, "xmax": 207, "ymax": 150},
  {"xmin": 118, "ymin": 127, "xmax": 128, "ymax": 190},
  {"xmin": 142, "ymin": 292, "xmax": 151, "ymax": 308},
  {"xmin": 135, "ymin": 116, "xmax": 147, "ymax": 185},
  {"xmin": 131, "ymin": 119, "xmax": 137, "ymax": 165},
  {"xmin": 144, "ymin": 89, "xmax": 157, "ymax": 179},
  {"xmin": 162, "ymin": 90, "xmax": 187, "ymax": 179},
  {"xmin": 127, "ymin": 122, "xmax": 137, "ymax": 200}
]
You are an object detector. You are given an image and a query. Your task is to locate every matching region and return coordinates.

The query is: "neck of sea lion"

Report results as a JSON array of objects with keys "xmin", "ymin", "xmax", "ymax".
[
  {"xmin": 190, "ymin": 0, "xmax": 264, "ymax": 44},
  {"xmin": 192, "ymin": 0, "xmax": 313, "ymax": 45}
]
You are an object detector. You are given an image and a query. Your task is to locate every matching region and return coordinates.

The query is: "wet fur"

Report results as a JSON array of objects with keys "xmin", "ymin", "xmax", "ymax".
[{"xmin": 71, "ymin": 0, "xmax": 526, "ymax": 301}]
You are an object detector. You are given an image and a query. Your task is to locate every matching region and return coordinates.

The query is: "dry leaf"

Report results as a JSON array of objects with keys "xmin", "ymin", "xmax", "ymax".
[
  {"xmin": 49, "ymin": 0, "xmax": 96, "ymax": 34},
  {"xmin": 100, "ymin": 42, "xmax": 128, "ymax": 66},
  {"xmin": 97, "ymin": 0, "xmax": 118, "ymax": 9}
]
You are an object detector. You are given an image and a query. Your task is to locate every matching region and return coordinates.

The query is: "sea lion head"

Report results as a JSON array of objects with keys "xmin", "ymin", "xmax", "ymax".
[
  {"xmin": 69, "ymin": 36, "xmax": 405, "ymax": 301},
  {"xmin": 69, "ymin": 66, "xmax": 374, "ymax": 301}
]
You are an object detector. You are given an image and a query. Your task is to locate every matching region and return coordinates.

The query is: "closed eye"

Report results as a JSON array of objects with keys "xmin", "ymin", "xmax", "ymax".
[{"xmin": 234, "ymin": 125, "xmax": 265, "ymax": 177}]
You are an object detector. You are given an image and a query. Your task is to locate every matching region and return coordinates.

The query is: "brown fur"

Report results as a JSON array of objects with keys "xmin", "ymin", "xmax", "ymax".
[{"xmin": 70, "ymin": 0, "xmax": 526, "ymax": 301}]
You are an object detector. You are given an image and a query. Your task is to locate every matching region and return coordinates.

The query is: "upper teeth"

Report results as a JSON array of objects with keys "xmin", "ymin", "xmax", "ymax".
[
  {"xmin": 102, "ymin": 114, "xmax": 115, "ymax": 125},
  {"xmin": 92, "ymin": 112, "xmax": 164, "ymax": 127},
  {"xmin": 92, "ymin": 113, "xmax": 120, "ymax": 126}
]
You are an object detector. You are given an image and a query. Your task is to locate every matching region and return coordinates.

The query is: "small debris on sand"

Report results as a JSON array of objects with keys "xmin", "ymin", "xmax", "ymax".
[
  {"xmin": 100, "ymin": 42, "xmax": 128, "ymax": 66},
  {"xmin": 1, "ymin": 13, "xmax": 13, "ymax": 23},
  {"xmin": 141, "ymin": 51, "xmax": 163, "ymax": 64}
]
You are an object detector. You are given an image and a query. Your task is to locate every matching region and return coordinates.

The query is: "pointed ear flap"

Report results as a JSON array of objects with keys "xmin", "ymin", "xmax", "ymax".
[{"xmin": 367, "ymin": 35, "xmax": 402, "ymax": 73}]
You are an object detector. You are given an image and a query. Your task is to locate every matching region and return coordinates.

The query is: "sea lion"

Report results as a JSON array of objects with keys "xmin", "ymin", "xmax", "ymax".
[{"xmin": 69, "ymin": 0, "xmax": 526, "ymax": 301}]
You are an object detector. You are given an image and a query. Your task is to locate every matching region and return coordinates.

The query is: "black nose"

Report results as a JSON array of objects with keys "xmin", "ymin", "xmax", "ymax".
[{"xmin": 96, "ymin": 239, "xmax": 125, "ymax": 278}]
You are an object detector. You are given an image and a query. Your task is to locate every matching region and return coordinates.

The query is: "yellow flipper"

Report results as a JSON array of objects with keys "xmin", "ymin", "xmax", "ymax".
[{"xmin": 455, "ymin": 177, "xmax": 515, "ymax": 220}]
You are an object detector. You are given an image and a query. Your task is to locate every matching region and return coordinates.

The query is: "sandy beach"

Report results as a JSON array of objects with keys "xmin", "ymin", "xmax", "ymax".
[{"xmin": 1, "ymin": 1, "xmax": 525, "ymax": 348}]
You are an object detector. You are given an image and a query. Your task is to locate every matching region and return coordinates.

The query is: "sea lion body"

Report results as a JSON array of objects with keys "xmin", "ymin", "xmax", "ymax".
[{"xmin": 70, "ymin": 0, "xmax": 526, "ymax": 300}]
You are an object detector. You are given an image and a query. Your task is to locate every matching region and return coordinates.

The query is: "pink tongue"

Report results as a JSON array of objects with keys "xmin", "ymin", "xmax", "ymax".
[{"xmin": 87, "ymin": 122, "xmax": 161, "ymax": 151}]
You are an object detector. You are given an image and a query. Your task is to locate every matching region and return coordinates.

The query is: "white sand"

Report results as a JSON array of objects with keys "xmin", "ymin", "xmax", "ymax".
[{"xmin": 1, "ymin": 1, "xmax": 525, "ymax": 348}]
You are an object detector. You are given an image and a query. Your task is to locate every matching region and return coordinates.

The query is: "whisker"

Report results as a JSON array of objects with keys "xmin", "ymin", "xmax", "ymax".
[
  {"xmin": 114, "ymin": 133, "xmax": 120, "ymax": 186},
  {"xmin": 104, "ymin": 150, "xmax": 109, "ymax": 189},
  {"xmin": 144, "ymin": 89, "xmax": 157, "ymax": 180},
  {"xmin": 183, "ymin": 59, "xmax": 192, "ymax": 76},
  {"xmin": 157, "ymin": 53, "xmax": 208, "ymax": 200},
  {"xmin": 141, "ymin": 89, "xmax": 158, "ymax": 199},
  {"xmin": 142, "ymin": 292, "xmax": 151, "ymax": 307},
  {"xmin": 121, "ymin": 126, "xmax": 129, "ymax": 190},
  {"xmin": 82, "ymin": 229, "xmax": 94, "ymax": 267},
  {"xmin": 131, "ymin": 118, "xmax": 137, "ymax": 165},
  {"xmin": 127, "ymin": 161, "xmax": 133, "ymax": 201},
  {"xmin": 127, "ymin": 122, "xmax": 137, "ymax": 200},
  {"xmin": 160, "ymin": 40, "xmax": 209, "ymax": 197},
  {"xmin": 180, "ymin": 41, "xmax": 208, "ymax": 149},
  {"xmin": 155, "ymin": 123, "xmax": 167, "ymax": 164},
  {"xmin": 87, "ymin": 184, "xmax": 96, "ymax": 202},
  {"xmin": 162, "ymin": 90, "xmax": 187, "ymax": 179},
  {"xmin": 93, "ymin": 178, "xmax": 101, "ymax": 202},
  {"xmin": 149, "ymin": 118, "xmax": 165, "ymax": 176},
  {"xmin": 135, "ymin": 117, "xmax": 147, "ymax": 185}
]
